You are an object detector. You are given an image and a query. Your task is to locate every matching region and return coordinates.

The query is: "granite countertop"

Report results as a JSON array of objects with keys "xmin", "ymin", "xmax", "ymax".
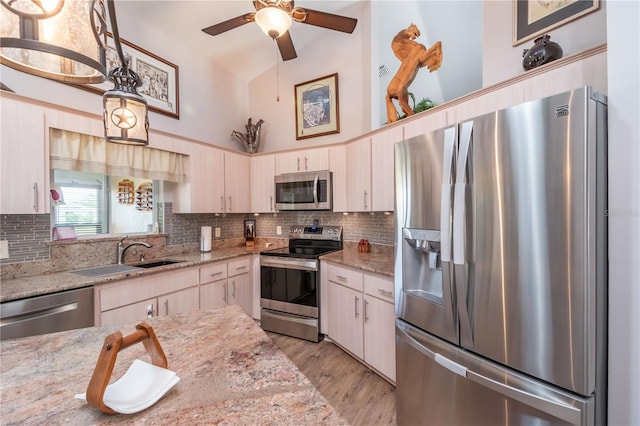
[
  {"xmin": 0, "ymin": 305, "xmax": 346, "ymax": 424},
  {"xmin": 321, "ymin": 244, "xmax": 395, "ymax": 278},
  {"xmin": 0, "ymin": 246, "xmax": 267, "ymax": 303}
]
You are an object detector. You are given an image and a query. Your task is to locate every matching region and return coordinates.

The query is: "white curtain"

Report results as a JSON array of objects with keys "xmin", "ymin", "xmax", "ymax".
[{"xmin": 49, "ymin": 128, "xmax": 188, "ymax": 183}]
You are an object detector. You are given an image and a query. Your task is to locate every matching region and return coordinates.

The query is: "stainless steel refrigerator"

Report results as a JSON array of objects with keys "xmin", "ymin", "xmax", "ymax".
[{"xmin": 394, "ymin": 86, "xmax": 608, "ymax": 425}]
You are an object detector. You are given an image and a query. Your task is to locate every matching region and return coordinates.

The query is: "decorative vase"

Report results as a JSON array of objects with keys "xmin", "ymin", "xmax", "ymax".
[{"xmin": 522, "ymin": 35, "xmax": 563, "ymax": 71}]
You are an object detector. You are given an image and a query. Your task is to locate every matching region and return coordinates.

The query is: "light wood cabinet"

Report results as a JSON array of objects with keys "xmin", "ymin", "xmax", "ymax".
[
  {"xmin": 363, "ymin": 273, "xmax": 396, "ymax": 382},
  {"xmin": 224, "ymin": 151, "xmax": 250, "ymax": 213},
  {"xmin": 275, "ymin": 147, "xmax": 329, "ymax": 174},
  {"xmin": 97, "ymin": 267, "xmax": 200, "ymax": 326},
  {"xmin": 158, "ymin": 286, "xmax": 200, "ymax": 316},
  {"xmin": 0, "ymin": 96, "xmax": 47, "ymax": 214},
  {"xmin": 199, "ymin": 257, "xmax": 252, "ymax": 315},
  {"xmin": 328, "ymin": 145, "xmax": 347, "ymax": 212},
  {"xmin": 346, "ymin": 137, "xmax": 372, "ymax": 212},
  {"xmin": 250, "ymin": 154, "xmax": 276, "ymax": 213},
  {"xmin": 325, "ymin": 262, "xmax": 396, "ymax": 382},
  {"xmin": 228, "ymin": 257, "xmax": 252, "ymax": 314},
  {"xmin": 174, "ymin": 144, "xmax": 225, "ymax": 213},
  {"xmin": 371, "ymin": 127, "xmax": 403, "ymax": 212}
]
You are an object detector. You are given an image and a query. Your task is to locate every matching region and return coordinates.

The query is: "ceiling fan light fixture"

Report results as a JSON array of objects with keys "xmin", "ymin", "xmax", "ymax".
[{"xmin": 255, "ymin": 6, "xmax": 292, "ymax": 39}]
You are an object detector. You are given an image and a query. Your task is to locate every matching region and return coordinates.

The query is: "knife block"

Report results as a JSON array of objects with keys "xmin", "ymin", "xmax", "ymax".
[{"xmin": 85, "ymin": 323, "xmax": 168, "ymax": 414}]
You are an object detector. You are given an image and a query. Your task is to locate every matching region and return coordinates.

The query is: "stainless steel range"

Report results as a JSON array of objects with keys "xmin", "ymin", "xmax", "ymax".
[{"xmin": 260, "ymin": 224, "xmax": 342, "ymax": 342}]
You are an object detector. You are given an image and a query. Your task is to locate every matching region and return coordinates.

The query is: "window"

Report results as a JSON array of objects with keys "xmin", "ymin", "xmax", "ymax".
[{"xmin": 52, "ymin": 170, "xmax": 108, "ymax": 235}]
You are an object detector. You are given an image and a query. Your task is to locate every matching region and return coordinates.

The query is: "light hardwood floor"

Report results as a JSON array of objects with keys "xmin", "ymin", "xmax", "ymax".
[{"xmin": 266, "ymin": 332, "xmax": 397, "ymax": 425}]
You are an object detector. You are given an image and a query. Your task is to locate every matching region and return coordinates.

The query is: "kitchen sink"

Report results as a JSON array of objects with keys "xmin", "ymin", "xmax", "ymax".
[
  {"xmin": 135, "ymin": 260, "xmax": 185, "ymax": 268},
  {"xmin": 72, "ymin": 264, "xmax": 142, "ymax": 277}
]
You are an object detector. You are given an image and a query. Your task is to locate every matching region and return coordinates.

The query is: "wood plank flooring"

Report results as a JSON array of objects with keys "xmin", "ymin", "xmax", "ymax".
[{"xmin": 266, "ymin": 332, "xmax": 397, "ymax": 425}]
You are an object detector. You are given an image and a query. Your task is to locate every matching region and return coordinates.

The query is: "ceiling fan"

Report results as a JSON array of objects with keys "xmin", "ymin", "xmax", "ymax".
[{"xmin": 201, "ymin": 0, "xmax": 358, "ymax": 61}]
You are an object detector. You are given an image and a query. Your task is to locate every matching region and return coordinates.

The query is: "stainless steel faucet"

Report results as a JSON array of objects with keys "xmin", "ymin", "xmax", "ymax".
[{"xmin": 117, "ymin": 236, "xmax": 152, "ymax": 264}]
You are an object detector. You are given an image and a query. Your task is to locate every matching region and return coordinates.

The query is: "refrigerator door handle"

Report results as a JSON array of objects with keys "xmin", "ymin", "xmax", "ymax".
[
  {"xmin": 453, "ymin": 121, "xmax": 473, "ymax": 266},
  {"xmin": 466, "ymin": 370, "xmax": 583, "ymax": 425},
  {"xmin": 440, "ymin": 127, "xmax": 456, "ymax": 263}
]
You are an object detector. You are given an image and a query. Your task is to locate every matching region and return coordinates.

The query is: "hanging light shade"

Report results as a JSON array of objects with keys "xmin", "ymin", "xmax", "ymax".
[
  {"xmin": 0, "ymin": 0, "xmax": 107, "ymax": 83},
  {"xmin": 102, "ymin": 0, "xmax": 148, "ymax": 145},
  {"xmin": 255, "ymin": 6, "xmax": 292, "ymax": 39},
  {"xmin": 103, "ymin": 63, "xmax": 149, "ymax": 145}
]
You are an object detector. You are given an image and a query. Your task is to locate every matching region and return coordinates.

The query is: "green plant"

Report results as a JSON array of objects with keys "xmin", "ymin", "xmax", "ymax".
[{"xmin": 397, "ymin": 92, "xmax": 438, "ymax": 120}]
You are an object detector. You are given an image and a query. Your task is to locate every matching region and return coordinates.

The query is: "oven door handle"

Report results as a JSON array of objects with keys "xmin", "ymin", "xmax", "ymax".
[{"xmin": 260, "ymin": 256, "xmax": 318, "ymax": 271}]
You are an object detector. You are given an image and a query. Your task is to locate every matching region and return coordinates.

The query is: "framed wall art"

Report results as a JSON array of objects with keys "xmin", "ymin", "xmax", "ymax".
[
  {"xmin": 513, "ymin": 0, "xmax": 599, "ymax": 46},
  {"xmin": 294, "ymin": 73, "xmax": 340, "ymax": 140},
  {"xmin": 74, "ymin": 33, "xmax": 180, "ymax": 119}
]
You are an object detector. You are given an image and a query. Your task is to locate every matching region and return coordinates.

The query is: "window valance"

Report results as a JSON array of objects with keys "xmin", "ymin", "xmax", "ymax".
[{"xmin": 49, "ymin": 128, "xmax": 188, "ymax": 183}]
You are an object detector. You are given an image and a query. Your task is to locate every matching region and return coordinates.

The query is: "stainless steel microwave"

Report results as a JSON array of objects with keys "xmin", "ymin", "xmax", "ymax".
[{"xmin": 274, "ymin": 170, "xmax": 332, "ymax": 211}]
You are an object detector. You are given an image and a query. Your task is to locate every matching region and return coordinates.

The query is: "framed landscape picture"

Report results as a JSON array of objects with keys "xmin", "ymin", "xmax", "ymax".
[
  {"xmin": 294, "ymin": 73, "xmax": 340, "ymax": 140},
  {"xmin": 513, "ymin": 0, "xmax": 599, "ymax": 46},
  {"xmin": 74, "ymin": 34, "xmax": 180, "ymax": 119}
]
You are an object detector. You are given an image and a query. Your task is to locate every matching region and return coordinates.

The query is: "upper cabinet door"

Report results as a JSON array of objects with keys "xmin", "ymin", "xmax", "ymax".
[
  {"xmin": 0, "ymin": 97, "xmax": 47, "ymax": 214},
  {"xmin": 224, "ymin": 151, "xmax": 250, "ymax": 213},
  {"xmin": 275, "ymin": 147, "xmax": 329, "ymax": 174},
  {"xmin": 174, "ymin": 144, "xmax": 225, "ymax": 213},
  {"xmin": 346, "ymin": 137, "xmax": 372, "ymax": 212},
  {"xmin": 371, "ymin": 126, "xmax": 403, "ymax": 212},
  {"xmin": 250, "ymin": 154, "xmax": 276, "ymax": 213}
]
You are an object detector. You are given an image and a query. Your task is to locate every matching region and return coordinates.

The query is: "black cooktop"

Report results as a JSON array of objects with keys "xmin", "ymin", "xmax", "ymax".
[{"xmin": 260, "ymin": 225, "xmax": 343, "ymax": 259}]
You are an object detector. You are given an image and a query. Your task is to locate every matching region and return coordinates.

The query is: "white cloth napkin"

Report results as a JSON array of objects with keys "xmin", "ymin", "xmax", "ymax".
[{"xmin": 75, "ymin": 359, "xmax": 180, "ymax": 414}]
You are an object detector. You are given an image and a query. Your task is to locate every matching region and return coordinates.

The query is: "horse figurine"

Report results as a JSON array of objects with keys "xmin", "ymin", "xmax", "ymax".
[{"xmin": 386, "ymin": 24, "xmax": 443, "ymax": 123}]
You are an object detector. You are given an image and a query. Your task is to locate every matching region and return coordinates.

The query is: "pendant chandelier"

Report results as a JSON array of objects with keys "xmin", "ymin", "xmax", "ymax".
[
  {"xmin": 0, "ymin": 0, "xmax": 149, "ymax": 145},
  {"xmin": 0, "ymin": 0, "xmax": 108, "ymax": 83},
  {"xmin": 102, "ymin": 0, "xmax": 148, "ymax": 145}
]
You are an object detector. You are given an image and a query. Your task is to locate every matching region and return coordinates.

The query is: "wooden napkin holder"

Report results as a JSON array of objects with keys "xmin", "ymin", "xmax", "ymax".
[{"xmin": 85, "ymin": 323, "xmax": 167, "ymax": 414}]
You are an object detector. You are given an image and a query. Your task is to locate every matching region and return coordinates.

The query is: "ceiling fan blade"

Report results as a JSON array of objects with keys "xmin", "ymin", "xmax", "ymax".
[
  {"xmin": 276, "ymin": 31, "xmax": 297, "ymax": 61},
  {"xmin": 298, "ymin": 8, "xmax": 357, "ymax": 33},
  {"xmin": 201, "ymin": 13, "xmax": 256, "ymax": 36}
]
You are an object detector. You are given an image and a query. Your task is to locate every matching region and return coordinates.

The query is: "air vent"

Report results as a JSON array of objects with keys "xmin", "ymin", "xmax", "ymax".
[
  {"xmin": 556, "ymin": 104, "xmax": 569, "ymax": 117},
  {"xmin": 379, "ymin": 65, "xmax": 389, "ymax": 78}
]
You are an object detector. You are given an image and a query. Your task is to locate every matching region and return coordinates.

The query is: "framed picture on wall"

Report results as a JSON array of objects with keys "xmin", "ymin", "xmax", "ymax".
[
  {"xmin": 294, "ymin": 73, "xmax": 340, "ymax": 140},
  {"xmin": 513, "ymin": 0, "xmax": 600, "ymax": 46},
  {"xmin": 72, "ymin": 33, "xmax": 180, "ymax": 119}
]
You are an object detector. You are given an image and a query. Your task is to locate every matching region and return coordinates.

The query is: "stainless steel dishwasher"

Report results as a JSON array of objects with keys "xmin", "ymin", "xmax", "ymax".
[{"xmin": 0, "ymin": 286, "xmax": 94, "ymax": 341}]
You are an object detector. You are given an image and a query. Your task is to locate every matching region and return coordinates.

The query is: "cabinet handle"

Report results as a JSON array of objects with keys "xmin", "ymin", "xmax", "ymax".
[
  {"xmin": 164, "ymin": 299, "xmax": 169, "ymax": 315},
  {"xmin": 304, "ymin": 156, "xmax": 308, "ymax": 170},
  {"xmin": 147, "ymin": 303, "xmax": 154, "ymax": 318},
  {"xmin": 270, "ymin": 195, "xmax": 273, "ymax": 211},
  {"xmin": 223, "ymin": 283, "xmax": 227, "ymax": 303},
  {"xmin": 355, "ymin": 295, "xmax": 359, "ymax": 318},
  {"xmin": 33, "ymin": 182, "xmax": 38, "ymax": 212},
  {"xmin": 378, "ymin": 289, "xmax": 393, "ymax": 297},
  {"xmin": 297, "ymin": 157, "xmax": 301, "ymax": 171},
  {"xmin": 365, "ymin": 299, "xmax": 369, "ymax": 322},
  {"xmin": 228, "ymin": 196, "xmax": 232, "ymax": 212},
  {"xmin": 210, "ymin": 271, "xmax": 224, "ymax": 277},
  {"xmin": 232, "ymin": 280, "xmax": 236, "ymax": 298},
  {"xmin": 220, "ymin": 196, "xmax": 224, "ymax": 212},
  {"xmin": 336, "ymin": 275, "xmax": 347, "ymax": 282},
  {"xmin": 236, "ymin": 265, "xmax": 247, "ymax": 271},
  {"xmin": 364, "ymin": 190, "xmax": 369, "ymax": 210}
]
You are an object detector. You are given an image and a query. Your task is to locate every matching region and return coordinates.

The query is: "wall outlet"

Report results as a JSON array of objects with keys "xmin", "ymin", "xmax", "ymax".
[
  {"xmin": 214, "ymin": 227, "xmax": 221, "ymax": 238},
  {"xmin": 0, "ymin": 240, "xmax": 9, "ymax": 259},
  {"xmin": 276, "ymin": 226, "xmax": 282, "ymax": 235}
]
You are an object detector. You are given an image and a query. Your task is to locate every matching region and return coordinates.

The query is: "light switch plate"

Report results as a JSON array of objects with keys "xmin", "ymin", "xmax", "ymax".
[
  {"xmin": 214, "ymin": 227, "xmax": 221, "ymax": 238},
  {"xmin": 0, "ymin": 240, "xmax": 9, "ymax": 259},
  {"xmin": 276, "ymin": 226, "xmax": 282, "ymax": 235}
]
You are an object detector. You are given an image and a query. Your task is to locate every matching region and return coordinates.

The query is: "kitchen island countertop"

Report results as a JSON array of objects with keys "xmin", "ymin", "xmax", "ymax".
[{"xmin": 0, "ymin": 304, "xmax": 346, "ymax": 424}]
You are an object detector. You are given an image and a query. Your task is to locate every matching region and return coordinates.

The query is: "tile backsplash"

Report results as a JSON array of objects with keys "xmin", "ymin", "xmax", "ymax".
[{"xmin": 0, "ymin": 202, "xmax": 394, "ymax": 267}]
